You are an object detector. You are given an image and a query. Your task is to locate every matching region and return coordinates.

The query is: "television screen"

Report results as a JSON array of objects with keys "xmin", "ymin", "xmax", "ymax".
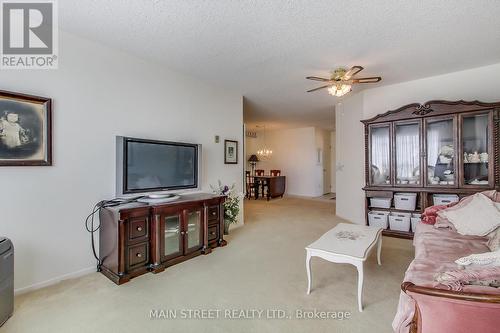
[{"xmin": 118, "ymin": 137, "xmax": 199, "ymax": 194}]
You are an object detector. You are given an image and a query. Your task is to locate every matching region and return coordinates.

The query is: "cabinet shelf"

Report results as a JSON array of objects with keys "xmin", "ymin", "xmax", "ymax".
[
  {"xmin": 369, "ymin": 207, "xmax": 422, "ymax": 213},
  {"xmin": 382, "ymin": 229, "xmax": 414, "ymax": 239}
]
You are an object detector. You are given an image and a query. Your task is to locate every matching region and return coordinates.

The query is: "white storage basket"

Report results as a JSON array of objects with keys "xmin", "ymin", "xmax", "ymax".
[
  {"xmin": 389, "ymin": 213, "xmax": 411, "ymax": 232},
  {"xmin": 394, "ymin": 193, "xmax": 417, "ymax": 211},
  {"xmin": 411, "ymin": 213, "xmax": 422, "ymax": 232},
  {"xmin": 433, "ymin": 194, "xmax": 459, "ymax": 206},
  {"xmin": 370, "ymin": 197, "xmax": 392, "ymax": 209},
  {"xmin": 391, "ymin": 212, "xmax": 412, "ymax": 218},
  {"xmin": 368, "ymin": 211, "xmax": 389, "ymax": 229}
]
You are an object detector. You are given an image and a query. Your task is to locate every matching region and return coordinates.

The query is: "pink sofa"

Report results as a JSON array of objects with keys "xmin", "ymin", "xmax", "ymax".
[{"xmin": 393, "ymin": 223, "xmax": 500, "ymax": 333}]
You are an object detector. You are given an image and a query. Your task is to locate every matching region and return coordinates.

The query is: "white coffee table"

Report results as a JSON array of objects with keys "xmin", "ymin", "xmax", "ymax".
[{"xmin": 305, "ymin": 223, "xmax": 383, "ymax": 312}]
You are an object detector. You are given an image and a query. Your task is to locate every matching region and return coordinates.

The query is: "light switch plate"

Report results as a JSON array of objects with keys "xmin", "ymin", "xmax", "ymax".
[{"xmin": 215, "ymin": 135, "xmax": 220, "ymax": 143}]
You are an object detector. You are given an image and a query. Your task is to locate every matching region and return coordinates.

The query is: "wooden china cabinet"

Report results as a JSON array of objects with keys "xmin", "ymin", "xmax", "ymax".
[{"xmin": 362, "ymin": 100, "xmax": 500, "ymax": 239}]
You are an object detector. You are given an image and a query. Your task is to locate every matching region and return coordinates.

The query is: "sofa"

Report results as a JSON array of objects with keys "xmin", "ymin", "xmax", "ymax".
[{"xmin": 393, "ymin": 192, "xmax": 500, "ymax": 333}]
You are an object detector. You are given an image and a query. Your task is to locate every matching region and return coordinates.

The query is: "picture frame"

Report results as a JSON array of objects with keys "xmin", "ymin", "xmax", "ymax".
[
  {"xmin": 0, "ymin": 90, "xmax": 52, "ymax": 166},
  {"xmin": 224, "ymin": 140, "xmax": 238, "ymax": 164}
]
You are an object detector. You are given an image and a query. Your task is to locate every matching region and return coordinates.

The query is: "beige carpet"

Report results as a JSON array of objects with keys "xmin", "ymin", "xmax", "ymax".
[{"xmin": 1, "ymin": 197, "xmax": 414, "ymax": 333}]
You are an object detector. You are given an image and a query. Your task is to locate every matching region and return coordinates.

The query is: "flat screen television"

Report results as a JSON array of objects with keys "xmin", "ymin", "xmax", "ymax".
[{"xmin": 116, "ymin": 136, "xmax": 201, "ymax": 196}]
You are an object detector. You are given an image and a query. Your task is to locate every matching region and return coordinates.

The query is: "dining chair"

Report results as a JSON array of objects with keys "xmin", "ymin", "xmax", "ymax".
[
  {"xmin": 245, "ymin": 171, "xmax": 254, "ymax": 199},
  {"xmin": 254, "ymin": 169, "xmax": 265, "ymax": 198},
  {"xmin": 270, "ymin": 169, "xmax": 281, "ymax": 176}
]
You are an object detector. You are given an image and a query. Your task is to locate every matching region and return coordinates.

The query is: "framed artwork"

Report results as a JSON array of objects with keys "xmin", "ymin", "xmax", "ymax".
[
  {"xmin": 224, "ymin": 140, "xmax": 238, "ymax": 164},
  {"xmin": 0, "ymin": 90, "xmax": 52, "ymax": 166}
]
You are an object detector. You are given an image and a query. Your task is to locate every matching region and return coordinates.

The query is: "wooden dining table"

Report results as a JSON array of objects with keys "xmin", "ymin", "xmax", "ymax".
[{"xmin": 252, "ymin": 175, "xmax": 286, "ymax": 200}]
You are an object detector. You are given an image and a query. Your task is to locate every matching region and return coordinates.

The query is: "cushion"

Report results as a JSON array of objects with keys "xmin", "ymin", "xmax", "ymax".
[
  {"xmin": 435, "ymin": 266, "xmax": 500, "ymax": 291},
  {"xmin": 482, "ymin": 190, "xmax": 500, "ymax": 203},
  {"xmin": 434, "ymin": 216, "xmax": 457, "ymax": 231},
  {"xmin": 487, "ymin": 227, "xmax": 500, "ymax": 252},
  {"xmin": 439, "ymin": 193, "xmax": 500, "ymax": 236},
  {"xmin": 422, "ymin": 204, "xmax": 451, "ymax": 225},
  {"xmin": 455, "ymin": 249, "xmax": 500, "ymax": 266}
]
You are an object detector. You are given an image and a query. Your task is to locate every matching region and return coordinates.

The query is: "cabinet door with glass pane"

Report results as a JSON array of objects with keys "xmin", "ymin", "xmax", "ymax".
[
  {"xmin": 424, "ymin": 116, "xmax": 457, "ymax": 187},
  {"xmin": 394, "ymin": 121, "xmax": 421, "ymax": 186},
  {"xmin": 460, "ymin": 112, "xmax": 493, "ymax": 187},
  {"xmin": 368, "ymin": 124, "xmax": 392, "ymax": 186},
  {"xmin": 161, "ymin": 213, "xmax": 183, "ymax": 261},
  {"xmin": 183, "ymin": 207, "xmax": 204, "ymax": 254}
]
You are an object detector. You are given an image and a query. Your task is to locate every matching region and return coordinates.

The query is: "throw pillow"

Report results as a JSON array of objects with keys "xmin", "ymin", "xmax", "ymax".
[
  {"xmin": 439, "ymin": 193, "xmax": 500, "ymax": 236},
  {"xmin": 455, "ymin": 249, "xmax": 500, "ymax": 266},
  {"xmin": 422, "ymin": 204, "xmax": 450, "ymax": 225},
  {"xmin": 487, "ymin": 227, "xmax": 500, "ymax": 252},
  {"xmin": 434, "ymin": 216, "xmax": 457, "ymax": 231}
]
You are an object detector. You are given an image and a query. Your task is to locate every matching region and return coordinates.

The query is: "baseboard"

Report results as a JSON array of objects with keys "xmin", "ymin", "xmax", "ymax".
[
  {"xmin": 335, "ymin": 212, "xmax": 363, "ymax": 225},
  {"xmin": 14, "ymin": 266, "xmax": 96, "ymax": 295},
  {"xmin": 283, "ymin": 194, "xmax": 316, "ymax": 199}
]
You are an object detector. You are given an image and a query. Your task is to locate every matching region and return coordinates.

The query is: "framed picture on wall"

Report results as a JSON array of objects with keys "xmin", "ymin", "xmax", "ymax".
[
  {"xmin": 224, "ymin": 140, "xmax": 238, "ymax": 164},
  {"xmin": 0, "ymin": 90, "xmax": 52, "ymax": 166}
]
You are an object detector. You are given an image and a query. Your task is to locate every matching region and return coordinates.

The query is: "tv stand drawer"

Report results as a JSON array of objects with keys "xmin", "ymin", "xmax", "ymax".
[
  {"xmin": 127, "ymin": 217, "xmax": 148, "ymax": 242},
  {"xmin": 127, "ymin": 242, "xmax": 149, "ymax": 270},
  {"xmin": 208, "ymin": 206, "xmax": 219, "ymax": 221},
  {"xmin": 208, "ymin": 225, "xmax": 219, "ymax": 242}
]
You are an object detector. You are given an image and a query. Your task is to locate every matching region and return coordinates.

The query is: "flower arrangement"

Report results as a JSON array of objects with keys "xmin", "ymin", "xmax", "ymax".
[{"xmin": 210, "ymin": 180, "xmax": 241, "ymax": 234}]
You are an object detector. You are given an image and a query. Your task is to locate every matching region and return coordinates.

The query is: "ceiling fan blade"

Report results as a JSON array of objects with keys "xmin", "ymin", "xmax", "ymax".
[
  {"xmin": 306, "ymin": 76, "xmax": 331, "ymax": 82},
  {"xmin": 307, "ymin": 85, "xmax": 331, "ymax": 93},
  {"xmin": 352, "ymin": 76, "xmax": 382, "ymax": 84},
  {"xmin": 343, "ymin": 66, "xmax": 364, "ymax": 79}
]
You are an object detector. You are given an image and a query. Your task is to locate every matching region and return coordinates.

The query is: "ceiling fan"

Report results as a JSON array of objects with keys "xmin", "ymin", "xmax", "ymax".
[{"xmin": 306, "ymin": 66, "xmax": 381, "ymax": 97}]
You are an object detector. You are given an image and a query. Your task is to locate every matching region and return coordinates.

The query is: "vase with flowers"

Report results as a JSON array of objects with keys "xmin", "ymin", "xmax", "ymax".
[{"xmin": 210, "ymin": 181, "xmax": 241, "ymax": 234}]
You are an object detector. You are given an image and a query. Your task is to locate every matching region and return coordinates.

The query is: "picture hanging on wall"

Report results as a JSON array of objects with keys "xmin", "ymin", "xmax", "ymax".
[
  {"xmin": 0, "ymin": 90, "xmax": 52, "ymax": 166},
  {"xmin": 224, "ymin": 140, "xmax": 238, "ymax": 164}
]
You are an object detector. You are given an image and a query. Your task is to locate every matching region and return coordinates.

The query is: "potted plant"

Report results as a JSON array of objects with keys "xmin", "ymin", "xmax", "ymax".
[{"xmin": 211, "ymin": 181, "xmax": 241, "ymax": 234}]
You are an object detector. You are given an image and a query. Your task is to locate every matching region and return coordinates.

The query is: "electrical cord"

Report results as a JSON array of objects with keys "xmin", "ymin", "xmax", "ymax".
[{"xmin": 85, "ymin": 196, "xmax": 144, "ymax": 272}]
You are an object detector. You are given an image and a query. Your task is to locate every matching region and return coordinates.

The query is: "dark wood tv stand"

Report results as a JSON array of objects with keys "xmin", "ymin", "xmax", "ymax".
[{"xmin": 99, "ymin": 193, "xmax": 226, "ymax": 285}]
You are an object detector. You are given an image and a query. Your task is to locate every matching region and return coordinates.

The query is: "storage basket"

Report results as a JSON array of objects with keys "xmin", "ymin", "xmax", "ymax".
[
  {"xmin": 433, "ymin": 194, "xmax": 459, "ymax": 206},
  {"xmin": 394, "ymin": 193, "xmax": 417, "ymax": 210},
  {"xmin": 411, "ymin": 213, "xmax": 421, "ymax": 232},
  {"xmin": 368, "ymin": 211, "xmax": 389, "ymax": 229},
  {"xmin": 389, "ymin": 213, "xmax": 411, "ymax": 232},
  {"xmin": 370, "ymin": 197, "xmax": 392, "ymax": 209}
]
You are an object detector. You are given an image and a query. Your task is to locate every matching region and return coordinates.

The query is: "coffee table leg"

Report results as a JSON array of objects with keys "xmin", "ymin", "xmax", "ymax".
[
  {"xmin": 355, "ymin": 262, "xmax": 364, "ymax": 312},
  {"xmin": 377, "ymin": 236, "xmax": 382, "ymax": 266},
  {"xmin": 306, "ymin": 251, "xmax": 312, "ymax": 294}
]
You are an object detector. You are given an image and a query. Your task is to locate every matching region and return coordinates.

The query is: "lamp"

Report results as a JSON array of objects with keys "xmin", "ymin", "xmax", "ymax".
[
  {"xmin": 328, "ymin": 83, "xmax": 352, "ymax": 97},
  {"xmin": 248, "ymin": 154, "xmax": 259, "ymax": 176}
]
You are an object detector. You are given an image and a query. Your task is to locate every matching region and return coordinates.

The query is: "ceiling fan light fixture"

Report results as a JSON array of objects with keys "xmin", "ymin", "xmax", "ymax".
[
  {"xmin": 328, "ymin": 84, "xmax": 351, "ymax": 97},
  {"xmin": 306, "ymin": 65, "xmax": 381, "ymax": 97}
]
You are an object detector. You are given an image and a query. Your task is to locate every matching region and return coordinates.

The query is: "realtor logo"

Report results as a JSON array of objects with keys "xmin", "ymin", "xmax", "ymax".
[{"xmin": 1, "ymin": 0, "xmax": 58, "ymax": 69}]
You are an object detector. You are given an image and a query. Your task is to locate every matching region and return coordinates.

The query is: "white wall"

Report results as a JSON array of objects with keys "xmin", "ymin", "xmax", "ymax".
[
  {"xmin": 336, "ymin": 63, "xmax": 500, "ymax": 224},
  {"xmin": 315, "ymin": 128, "xmax": 331, "ymax": 194},
  {"xmin": 0, "ymin": 31, "xmax": 243, "ymax": 292},
  {"xmin": 245, "ymin": 126, "xmax": 326, "ymax": 197},
  {"xmin": 335, "ymin": 93, "xmax": 365, "ymax": 223},
  {"xmin": 330, "ymin": 130, "xmax": 336, "ymax": 193}
]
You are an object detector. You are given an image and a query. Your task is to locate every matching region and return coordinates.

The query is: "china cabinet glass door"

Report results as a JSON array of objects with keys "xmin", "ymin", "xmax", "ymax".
[
  {"xmin": 461, "ymin": 113, "xmax": 491, "ymax": 186},
  {"xmin": 425, "ymin": 117, "xmax": 456, "ymax": 187},
  {"xmin": 394, "ymin": 121, "xmax": 421, "ymax": 186},
  {"xmin": 369, "ymin": 125, "xmax": 391, "ymax": 186},
  {"xmin": 185, "ymin": 209, "xmax": 203, "ymax": 253},
  {"xmin": 164, "ymin": 215, "xmax": 182, "ymax": 259}
]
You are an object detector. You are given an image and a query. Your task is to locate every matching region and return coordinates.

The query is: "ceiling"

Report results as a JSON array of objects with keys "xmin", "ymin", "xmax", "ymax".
[{"xmin": 60, "ymin": 1, "xmax": 500, "ymax": 131}]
